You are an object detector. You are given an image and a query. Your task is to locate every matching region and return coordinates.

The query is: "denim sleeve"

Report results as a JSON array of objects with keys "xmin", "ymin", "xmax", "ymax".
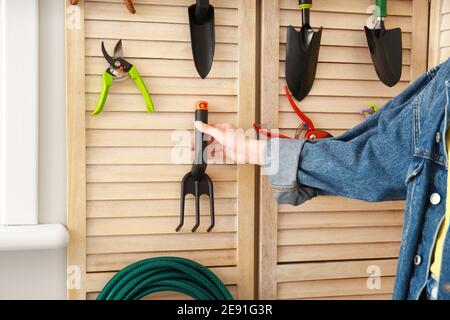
[{"xmin": 264, "ymin": 95, "xmax": 414, "ymax": 205}]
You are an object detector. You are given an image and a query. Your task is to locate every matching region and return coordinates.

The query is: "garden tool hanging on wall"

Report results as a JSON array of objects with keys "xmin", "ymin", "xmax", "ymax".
[
  {"xmin": 188, "ymin": 0, "xmax": 215, "ymax": 79},
  {"xmin": 177, "ymin": 101, "xmax": 215, "ymax": 233},
  {"xmin": 285, "ymin": 0, "xmax": 322, "ymax": 101},
  {"xmin": 365, "ymin": 0, "xmax": 402, "ymax": 87},
  {"xmin": 92, "ymin": 40, "xmax": 154, "ymax": 115},
  {"xmin": 70, "ymin": 0, "xmax": 136, "ymax": 14},
  {"xmin": 254, "ymin": 85, "xmax": 332, "ymax": 141}
]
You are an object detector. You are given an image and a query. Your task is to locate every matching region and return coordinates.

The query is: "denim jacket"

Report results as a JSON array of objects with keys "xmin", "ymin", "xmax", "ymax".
[{"xmin": 265, "ymin": 59, "xmax": 450, "ymax": 300}]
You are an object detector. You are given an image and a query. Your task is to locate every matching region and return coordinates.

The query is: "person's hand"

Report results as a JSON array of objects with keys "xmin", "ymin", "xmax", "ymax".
[{"xmin": 194, "ymin": 122, "xmax": 266, "ymax": 166}]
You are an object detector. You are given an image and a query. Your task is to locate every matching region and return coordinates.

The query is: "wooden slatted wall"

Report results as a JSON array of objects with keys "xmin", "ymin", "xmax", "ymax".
[
  {"xmin": 430, "ymin": 0, "xmax": 450, "ymax": 66},
  {"xmin": 259, "ymin": 0, "xmax": 429, "ymax": 300},
  {"xmin": 66, "ymin": 0, "xmax": 256, "ymax": 300}
]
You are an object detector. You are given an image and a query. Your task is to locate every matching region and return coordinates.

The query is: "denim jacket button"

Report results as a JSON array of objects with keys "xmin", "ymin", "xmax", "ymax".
[
  {"xmin": 414, "ymin": 255, "xmax": 422, "ymax": 266},
  {"xmin": 436, "ymin": 132, "xmax": 441, "ymax": 143},
  {"xmin": 430, "ymin": 193, "xmax": 441, "ymax": 205}
]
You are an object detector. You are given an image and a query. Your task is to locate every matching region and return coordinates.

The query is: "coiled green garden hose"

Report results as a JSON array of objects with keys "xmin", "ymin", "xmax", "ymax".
[{"xmin": 97, "ymin": 257, "xmax": 233, "ymax": 300}]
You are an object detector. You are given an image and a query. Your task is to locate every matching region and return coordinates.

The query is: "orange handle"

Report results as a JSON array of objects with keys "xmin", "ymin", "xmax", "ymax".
[
  {"xmin": 124, "ymin": 0, "xmax": 136, "ymax": 14},
  {"xmin": 70, "ymin": 0, "xmax": 80, "ymax": 4}
]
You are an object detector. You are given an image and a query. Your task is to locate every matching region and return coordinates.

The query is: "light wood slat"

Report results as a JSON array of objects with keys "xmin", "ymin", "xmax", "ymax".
[
  {"xmin": 86, "ymin": 57, "xmax": 238, "ymax": 79},
  {"xmin": 236, "ymin": 0, "xmax": 257, "ymax": 300},
  {"xmin": 86, "ymin": 0, "xmax": 239, "ymax": 9},
  {"xmin": 66, "ymin": 0, "xmax": 87, "ymax": 300},
  {"xmin": 85, "ymin": 94, "xmax": 238, "ymax": 113},
  {"xmin": 278, "ymin": 211, "xmax": 404, "ymax": 229},
  {"xmin": 280, "ymin": 28, "xmax": 412, "ymax": 49},
  {"xmin": 279, "ymin": 0, "xmax": 412, "ymax": 16},
  {"xmin": 87, "ymin": 215, "xmax": 237, "ymax": 236},
  {"xmin": 278, "ymin": 226, "xmax": 402, "ymax": 246},
  {"xmin": 279, "ymin": 96, "xmax": 390, "ymax": 114},
  {"xmin": 441, "ymin": 47, "xmax": 450, "ymax": 62},
  {"xmin": 428, "ymin": 0, "xmax": 442, "ymax": 68},
  {"xmin": 259, "ymin": 0, "xmax": 280, "ymax": 300},
  {"xmin": 86, "ymin": 286, "xmax": 237, "ymax": 300},
  {"xmin": 280, "ymin": 10, "xmax": 412, "ymax": 33},
  {"xmin": 87, "ymin": 249, "xmax": 237, "ymax": 272},
  {"xmin": 279, "ymin": 79, "xmax": 410, "ymax": 98},
  {"xmin": 278, "ymin": 242, "xmax": 401, "ymax": 263},
  {"xmin": 86, "ymin": 76, "xmax": 237, "ymax": 96},
  {"xmin": 87, "ymin": 198, "xmax": 237, "ymax": 218},
  {"xmin": 279, "ymin": 196, "xmax": 406, "ymax": 212},
  {"xmin": 303, "ymin": 293, "xmax": 392, "ymax": 300},
  {"xmin": 86, "ymin": 129, "xmax": 184, "ymax": 147},
  {"xmin": 85, "ymin": 20, "xmax": 238, "ymax": 44},
  {"xmin": 86, "ymin": 39, "xmax": 238, "ymax": 61},
  {"xmin": 280, "ymin": 45, "xmax": 411, "ymax": 65},
  {"xmin": 277, "ymin": 259, "xmax": 398, "ymax": 282},
  {"xmin": 441, "ymin": 13, "xmax": 450, "ymax": 31},
  {"xmin": 279, "ymin": 112, "xmax": 363, "ymax": 130},
  {"xmin": 277, "ymin": 276, "xmax": 395, "ymax": 299},
  {"xmin": 444, "ymin": 0, "xmax": 450, "ymax": 14},
  {"xmin": 87, "ymin": 233, "xmax": 237, "ymax": 254},
  {"xmin": 85, "ymin": 2, "xmax": 238, "ymax": 26},
  {"xmin": 411, "ymin": 0, "xmax": 429, "ymax": 81},
  {"xmin": 280, "ymin": 62, "xmax": 411, "ymax": 81},
  {"xmin": 86, "ymin": 266, "xmax": 238, "ymax": 293},
  {"xmin": 86, "ymin": 147, "xmax": 192, "ymax": 165},
  {"xmin": 440, "ymin": 29, "xmax": 450, "ymax": 47},
  {"xmin": 87, "ymin": 181, "xmax": 237, "ymax": 200},
  {"xmin": 86, "ymin": 112, "xmax": 237, "ymax": 130},
  {"xmin": 87, "ymin": 164, "xmax": 237, "ymax": 183}
]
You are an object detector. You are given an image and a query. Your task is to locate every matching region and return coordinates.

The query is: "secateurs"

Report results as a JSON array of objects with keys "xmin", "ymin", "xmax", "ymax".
[
  {"xmin": 177, "ymin": 101, "xmax": 215, "ymax": 233},
  {"xmin": 92, "ymin": 40, "xmax": 154, "ymax": 115},
  {"xmin": 254, "ymin": 85, "xmax": 332, "ymax": 141}
]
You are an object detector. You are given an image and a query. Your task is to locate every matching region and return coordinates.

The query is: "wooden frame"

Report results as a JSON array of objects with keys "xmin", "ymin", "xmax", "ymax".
[
  {"xmin": 67, "ymin": 0, "xmax": 432, "ymax": 300},
  {"xmin": 259, "ymin": 0, "xmax": 429, "ymax": 300},
  {"xmin": 259, "ymin": 0, "xmax": 279, "ymax": 300},
  {"xmin": 66, "ymin": 0, "xmax": 87, "ymax": 300},
  {"xmin": 66, "ymin": 0, "xmax": 256, "ymax": 299}
]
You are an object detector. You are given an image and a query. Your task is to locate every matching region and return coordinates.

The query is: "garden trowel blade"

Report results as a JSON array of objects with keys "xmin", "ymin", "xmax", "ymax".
[
  {"xmin": 286, "ymin": 25, "xmax": 322, "ymax": 101},
  {"xmin": 365, "ymin": 26, "xmax": 402, "ymax": 87},
  {"xmin": 189, "ymin": 4, "xmax": 215, "ymax": 79}
]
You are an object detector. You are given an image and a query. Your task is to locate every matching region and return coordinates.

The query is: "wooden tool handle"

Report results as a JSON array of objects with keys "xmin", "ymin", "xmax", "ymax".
[{"xmin": 124, "ymin": 0, "xmax": 136, "ymax": 14}]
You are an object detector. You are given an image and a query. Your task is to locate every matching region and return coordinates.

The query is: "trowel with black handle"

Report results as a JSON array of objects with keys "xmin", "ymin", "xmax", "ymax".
[
  {"xmin": 286, "ymin": 0, "xmax": 322, "ymax": 101},
  {"xmin": 365, "ymin": 0, "xmax": 402, "ymax": 87},
  {"xmin": 189, "ymin": 0, "xmax": 215, "ymax": 79}
]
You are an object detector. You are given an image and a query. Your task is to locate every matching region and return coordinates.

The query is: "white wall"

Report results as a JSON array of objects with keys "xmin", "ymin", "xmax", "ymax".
[{"xmin": 0, "ymin": 0, "xmax": 66, "ymax": 299}]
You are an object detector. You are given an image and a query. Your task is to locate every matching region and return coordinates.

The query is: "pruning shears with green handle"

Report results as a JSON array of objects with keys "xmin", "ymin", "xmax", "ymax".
[{"xmin": 92, "ymin": 40, "xmax": 154, "ymax": 115}]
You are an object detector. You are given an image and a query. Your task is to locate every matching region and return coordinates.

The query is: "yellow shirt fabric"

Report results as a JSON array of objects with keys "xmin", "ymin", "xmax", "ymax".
[{"xmin": 430, "ymin": 131, "xmax": 450, "ymax": 278}]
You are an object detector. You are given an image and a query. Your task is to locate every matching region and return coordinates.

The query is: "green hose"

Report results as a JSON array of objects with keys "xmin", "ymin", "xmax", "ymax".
[{"xmin": 97, "ymin": 257, "xmax": 234, "ymax": 300}]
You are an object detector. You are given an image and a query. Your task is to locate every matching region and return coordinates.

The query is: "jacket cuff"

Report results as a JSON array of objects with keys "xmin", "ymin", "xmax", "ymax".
[{"xmin": 263, "ymin": 138, "xmax": 317, "ymax": 205}]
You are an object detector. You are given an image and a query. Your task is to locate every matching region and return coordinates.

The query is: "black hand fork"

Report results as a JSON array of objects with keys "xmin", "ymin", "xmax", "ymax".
[{"xmin": 177, "ymin": 101, "xmax": 215, "ymax": 233}]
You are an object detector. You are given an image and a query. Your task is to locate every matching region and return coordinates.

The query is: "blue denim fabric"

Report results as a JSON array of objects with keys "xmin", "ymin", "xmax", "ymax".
[
  {"xmin": 265, "ymin": 58, "xmax": 450, "ymax": 300},
  {"xmin": 425, "ymin": 274, "xmax": 439, "ymax": 300}
]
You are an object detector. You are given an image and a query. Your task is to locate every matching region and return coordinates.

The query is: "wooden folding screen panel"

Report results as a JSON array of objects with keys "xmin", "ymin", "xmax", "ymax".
[
  {"xmin": 259, "ymin": 0, "xmax": 429, "ymax": 300},
  {"xmin": 66, "ymin": 0, "xmax": 256, "ymax": 300},
  {"xmin": 429, "ymin": 0, "xmax": 450, "ymax": 67}
]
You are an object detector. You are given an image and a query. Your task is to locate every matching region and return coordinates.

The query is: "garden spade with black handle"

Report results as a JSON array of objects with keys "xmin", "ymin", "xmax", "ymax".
[
  {"xmin": 286, "ymin": 0, "xmax": 322, "ymax": 101},
  {"xmin": 189, "ymin": 0, "xmax": 215, "ymax": 79},
  {"xmin": 365, "ymin": 0, "xmax": 402, "ymax": 87}
]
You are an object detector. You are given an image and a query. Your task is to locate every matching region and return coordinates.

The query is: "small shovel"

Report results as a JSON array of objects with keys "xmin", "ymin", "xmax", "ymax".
[
  {"xmin": 188, "ymin": 0, "xmax": 215, "ymax": 79},
  {"xmin": 365, "ymin": 0, "xmax": 402, "ymax": 87},
  {"xmin": 177, "ymin": 101, "xmax": 215, "ymax": 233},
  {"xmin": 286, "ymin": 0, "xmax": 322, "ymax": 101}
]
